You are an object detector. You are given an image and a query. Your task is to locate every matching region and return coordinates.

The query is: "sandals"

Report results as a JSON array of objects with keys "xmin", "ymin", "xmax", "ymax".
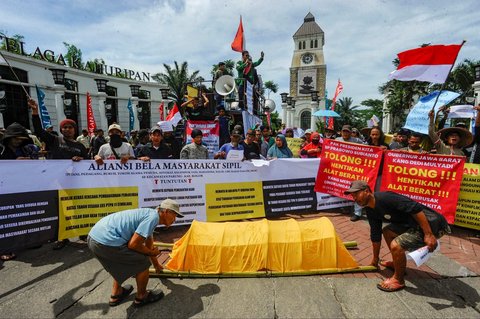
[
  {"xmin": 379, "ymin": 259, "xmax": 394, "ymax": 270},
  {"xmin": 109, "ymin": 284, "xmax": 134, "ymax": 307},
  {"xmin": 0, "ymin": 253, "xmax": 16, "ymax": 261},
  {"xmin": 133, "ymin": 291, "xmax": 164, "ymax": 308},
  {"xmin": 377, "ymin": 277, "xmax": 405, "ymax": 292}
]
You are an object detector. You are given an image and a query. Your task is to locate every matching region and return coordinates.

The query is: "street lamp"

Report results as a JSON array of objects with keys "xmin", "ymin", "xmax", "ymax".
[
  {"xmin": 50, "ymin": 68, "xmax": 67, "ymax": 85},
  {"xmin": 310, "ymin": 90, "xmax": 319, "ymax": 102},
  {"xmin": 130, "ymin": 85, "xmax": 141, "ymax": 97},
  {"xmin": 94, "ymin": 79, "xmax": 109, "ymax": 93},
  {"xmin": 280, "ymin": 92, "xmax": 288, "ymax": 103},
  {"xmin": 160, "ymin": 87, "xmax": 170, "ymax": 100},
  {"xmin": 286, "ymin": 96, "xmax": 293, "ymax": 106},
  {"xmin": 475, "ymin": 64, "xmax": 480, "ymax": 82}
]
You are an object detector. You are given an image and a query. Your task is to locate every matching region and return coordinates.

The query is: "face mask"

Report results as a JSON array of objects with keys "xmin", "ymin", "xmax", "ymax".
[{"xmin": 109, "ymin": 134, "xmax": 123, "ymax": 148}]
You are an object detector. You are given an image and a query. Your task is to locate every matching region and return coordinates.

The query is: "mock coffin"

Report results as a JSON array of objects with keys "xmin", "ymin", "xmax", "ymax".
[{"xmin": 165, "ymin": 218, "xmax": 358, "ymax": 273}]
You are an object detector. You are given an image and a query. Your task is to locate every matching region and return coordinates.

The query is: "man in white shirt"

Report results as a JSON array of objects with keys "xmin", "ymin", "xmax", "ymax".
[{"xmin": 94, "ymin": 123, "xmax": 135, "ymax": 165}]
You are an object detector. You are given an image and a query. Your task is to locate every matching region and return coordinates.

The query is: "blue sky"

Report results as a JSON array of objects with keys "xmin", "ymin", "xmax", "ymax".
[{"xmin": 1, "ymin": 0, "xmax": 479, "ymax": 109}]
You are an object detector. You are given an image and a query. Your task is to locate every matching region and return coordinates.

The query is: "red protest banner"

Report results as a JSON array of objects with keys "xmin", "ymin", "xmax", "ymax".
[
  {"xmin": 86, "ymin": 92, "xmax": 96, "ymax": 136},
  {"xmin": 314, "ymin": 139, "xmax": 384, "ymax": 199},
  {"xmin": 380, "ymin": 151, "xmax": 465, "ymax": 224}
]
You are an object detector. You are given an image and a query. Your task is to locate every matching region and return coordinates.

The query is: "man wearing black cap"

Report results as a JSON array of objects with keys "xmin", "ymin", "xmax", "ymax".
[
  {"xmin": 137, "ymin": 126, "xmax": 174, "ymax": 160},
  {"xmin": 344, "ymin": 180, "xmax": 449, "ymax": 292},
  {"xmin": 180, "ymin": 129, "xmax": 209, "ymax": 159},
  {"xmin": 214, "ymin": 130, "xmax": 244, "ymax": 159}
]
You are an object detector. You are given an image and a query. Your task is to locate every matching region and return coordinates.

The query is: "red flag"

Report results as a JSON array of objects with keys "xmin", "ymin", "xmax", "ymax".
[
  {"xmin": 231, "ymin": 16, "xmax": 245, "ymax": 52},
  {"xmin": 86, "ymin": 92, "xmax": 96, "ymax": 137},
  {"xmin": 389, "ymin": 44, "xmax": 463, "ymax": 83},
  {"xmin": 166, "ymin": 103, "xmax": 182, "ymax": 126},
  {"xmin": 159, "ymin": 102, "xmax": 164, "ymax": 121},
  {"xmin": 328, "ymin": 80, "xmax": 343, "ymax": 129}
]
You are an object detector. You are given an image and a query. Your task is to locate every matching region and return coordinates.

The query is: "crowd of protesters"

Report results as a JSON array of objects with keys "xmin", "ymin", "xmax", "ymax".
[{"xmin": 1, "ymin": 98, "xmax": 479, "ymax": 260}]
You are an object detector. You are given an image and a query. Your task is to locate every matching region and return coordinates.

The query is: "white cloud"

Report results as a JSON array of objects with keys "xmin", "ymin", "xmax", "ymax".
[{"xmin": 1, "ymin": 0, "xmax": 478, "ymax": 110}]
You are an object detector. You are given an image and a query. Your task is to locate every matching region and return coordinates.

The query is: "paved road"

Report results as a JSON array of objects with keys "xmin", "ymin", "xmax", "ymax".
[{"xmin": 1, "ymin": 212, "xmax": 479, "ymax": 318}]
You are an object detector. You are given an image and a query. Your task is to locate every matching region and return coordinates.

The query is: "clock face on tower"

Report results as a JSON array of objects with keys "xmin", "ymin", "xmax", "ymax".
[{"xmin": 302, "ymin": 53, "xmax": 313, "ymax": 64}]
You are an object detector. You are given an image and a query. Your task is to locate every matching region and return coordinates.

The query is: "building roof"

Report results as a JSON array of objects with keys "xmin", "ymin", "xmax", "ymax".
[{"xmin": 293, "ymin": 12, "xmax": 324, "ymax": 37}]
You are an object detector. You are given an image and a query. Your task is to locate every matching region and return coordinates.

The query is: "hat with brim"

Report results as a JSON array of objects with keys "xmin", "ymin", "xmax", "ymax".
[
  {"xmin": 437, "ymin": 127, "xmax": 473, "ymax": 148},
  {"xmin": 158, "ymin": 198, "xmax": 183, "ymax": 218},
  {"xmin": 344, "ymin": 180, "xmax": 369, "ymax": 195},
  {"xmin": 360, "ymin": 127, "xmax": 372, "ymax": 136},
  {"xmin": 324, "ymin": 127, "xmax": 336, "ymax": 133}
]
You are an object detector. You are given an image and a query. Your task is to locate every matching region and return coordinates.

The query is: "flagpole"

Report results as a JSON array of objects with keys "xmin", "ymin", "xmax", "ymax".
[
  {"xmin": 430, "ymin": 40, "xmax": 466, "ymax": 114},
  {"xmin": 0, "ymin": 50, "xmax": 31, "ymax": 99}
]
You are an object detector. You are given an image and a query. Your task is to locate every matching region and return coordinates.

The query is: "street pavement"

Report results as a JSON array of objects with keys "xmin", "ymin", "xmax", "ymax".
[{"xmin": 1, "ymin": 210, "xmax": 479, "ymax": 318}]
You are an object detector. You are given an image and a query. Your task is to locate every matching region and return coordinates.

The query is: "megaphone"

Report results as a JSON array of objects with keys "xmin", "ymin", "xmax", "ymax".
[
  {"xmin": 264, "ymin": 99, "xmax": 276, "ymax": 112},
  {"xmin": 215, "ymin": 75, "xmax": 236, "ymax": 96}
]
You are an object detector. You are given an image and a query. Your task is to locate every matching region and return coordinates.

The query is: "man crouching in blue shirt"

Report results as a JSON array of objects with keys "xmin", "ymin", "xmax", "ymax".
[{"xmin": 87, "ymin": 199, "xmax": 183, "ymax": 307}]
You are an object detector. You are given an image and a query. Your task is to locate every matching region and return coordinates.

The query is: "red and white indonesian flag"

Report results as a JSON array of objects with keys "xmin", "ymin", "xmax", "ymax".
[
  {"xmin": 389, "ymin": 44, "xmax": 463, "ymax": 83},
  {"xmin": 166, "ymin": 103, "xmax": 182, "ymax": 126}
]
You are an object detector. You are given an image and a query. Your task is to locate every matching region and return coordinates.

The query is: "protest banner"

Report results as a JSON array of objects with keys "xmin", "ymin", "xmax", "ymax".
[
  {"xmin": 403, "ymin": 90, "xmax": 460, "ymax": 135},
  {"xmin": 314, "ymin": 139, "xmax": 383, "ymax": 199},
  {"xmin": 286, "ymin": 137, "xmax": 303, "ymax": 158},
  {"xmin": 0, "ymin": 159, "xmax": 351, "ymax": 250},
  {"xmin": 381, "ymin": 151, "xmax": 465, "ymax": 224},
  {"xmin": 185, "ymin": 120, "xmax": 219, "ymax": 158},
  {"xmin": 455, "ymin": 163, "xmax": 480, "ymax": 230}
]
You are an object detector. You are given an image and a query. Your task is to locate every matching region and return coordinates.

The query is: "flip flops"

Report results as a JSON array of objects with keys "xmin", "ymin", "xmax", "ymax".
[
  {"xmin": 109, "ymin": 284, "xmax": 134, "ymax": 307},
  {"xmin": 0, "ymin": 253, "xmax": 16, "ymax": 261},
  {"xmin": 376, "ymin": 277, "xmax": 405, "ymax": 292},
  {"xmin": 379, "ymin": 259, "xmax": 394, "ymax": 270},
  {"xmin": 133, "ymin": 291, "xmax": 164, "ymax": 308}
]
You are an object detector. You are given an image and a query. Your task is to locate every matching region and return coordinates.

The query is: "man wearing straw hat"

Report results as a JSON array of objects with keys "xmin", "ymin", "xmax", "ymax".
[{"xmin": 87, "ymin": 199, "xmax": 183, "ymax": 308}]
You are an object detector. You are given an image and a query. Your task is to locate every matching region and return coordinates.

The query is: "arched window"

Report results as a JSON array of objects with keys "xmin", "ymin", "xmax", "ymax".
[
  {"xmin": 64, "ymin": 79, "xmax": 81, "ymax": 129},
  {"xmin": 300, "ymin": 110, "xmax": 312, "ymax": 130},
  {"xmin": 314, "ymin": 39, "xmax": 318, "ymax": 48},
  {"xmin": 0, "ymin": 66, "xmax": 29, "ymax": 128},
  {"xmin": 310, "ymin": 40, "xmax": 313, "ymax": 48},
  {"xmin": 105, "ymin": 86, "xmax": 118, "ymax": 126},
  {"xmin": 138, "ymin": 89, "xmax": 151, "ymax": 129},
  {"xmin": 299, "ymin": 42, "xmax": 302, "ymax": 50}
]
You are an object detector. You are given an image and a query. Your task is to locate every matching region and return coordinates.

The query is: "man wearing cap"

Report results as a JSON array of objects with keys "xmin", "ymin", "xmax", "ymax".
[
  {"xmin": 214, "ymin": 130, "xmax": 244, "ymax": 159},
  {"xmin": 389, "ymin": 128, "xmax": 410, "ymax": 150},
  {"xmin": 335, "ymin": 125, "xmax": 364, "ymax": 144},
  {"xmin": 259, "ymin": 125, "xmax": 275, "ymax": 158},
  {"xmin": 323, "ymin": 127, "xmax": 336, "ymax": 139},
  {"xmin": 180, "ymin": 129, "xmax": 209, "ymax": 159},
  {"xmin": 137, "ymin": 126, "xmax": 174, "ymax": 160},
  {"xmin": 335, "ymin": 124, "xmax": 365, "ymax": 221},
  {"xmin": 158, "ymin": 121, "xmax": 182, "ymax": 159},
  {"xmin": 95, "ymin": 123, "xmax": 135, "ymax": 165},
  {"xmin": 87, "ymin": 199, "xmax": 183, "ymax": 307},
  {"xmin": 344, "ymin": 180, "xmax": 449, "ymax": 292},
  {"xmin": 300, "ymin": 132, "xmax": 323, "ymax": 158}
]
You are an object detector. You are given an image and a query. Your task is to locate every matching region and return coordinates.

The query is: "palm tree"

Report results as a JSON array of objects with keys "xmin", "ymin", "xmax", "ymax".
[
  {"xmin": 152, "ymin": 61, "xmax": 202, "ymax": 113},
  {"xmin": 263, "ymin": 80, "xmax": 278, "ymax": 99},
  {"xmin": 334, "ymin": 97, "xmax": 362, "ymax": 131},
  {"xmin": 210, "ymin": 59, "xmax": 235, "ymax": 78}
]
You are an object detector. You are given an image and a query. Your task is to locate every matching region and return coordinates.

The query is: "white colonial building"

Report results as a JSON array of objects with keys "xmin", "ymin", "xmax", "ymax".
[{"xmin": 0, "ymin": 43, "xmax": 167, "ymax": 133}]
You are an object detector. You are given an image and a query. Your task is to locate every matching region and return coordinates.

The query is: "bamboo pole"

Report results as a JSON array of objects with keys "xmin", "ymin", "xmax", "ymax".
[
  {"xmin": 154, "ymin": 241, "xmax": 359, "ymax": 249},
  {"xmin": 149, "ymin": 265, "xmax": 377, "ymax": 278}
]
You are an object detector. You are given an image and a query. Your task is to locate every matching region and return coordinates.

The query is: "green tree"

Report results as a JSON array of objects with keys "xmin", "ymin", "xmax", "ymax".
[
  {"xmin": 263, "ymin": 80, "xmax": 278, "ymax": 99},
  {"xmin": 210, "ymin": 59, "xmax": 235, "ymax": 78},
  {"xmin": 0, "ymin": 32, "xmax": 24, "ymax": 54},
  {"xmin": 263, "ymin": 111, "xmax": 281, "ymax": 132},
  {"xmin": 152, "ymin": 61, "xmax": 202, "ymax": 112},
  {"xmin": 63, "ymin": 42, "xmax": 84, "ymax": 69},
  {"xmin": 357, "ymin": 98, "xmax": 384, "ymax": 128},
  {"xmin": 434, "ymin": 59, "xmax": 480, "ymax": 103},
  {"xmin": 334, "ymin": 97, "xmax": 362, "ymax": 131}
]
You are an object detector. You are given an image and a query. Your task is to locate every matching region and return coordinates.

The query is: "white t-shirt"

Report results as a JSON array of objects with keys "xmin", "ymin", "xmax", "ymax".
[{"xmin": 97, "ymin": 142, "xmax": 135, "ymax": 159}]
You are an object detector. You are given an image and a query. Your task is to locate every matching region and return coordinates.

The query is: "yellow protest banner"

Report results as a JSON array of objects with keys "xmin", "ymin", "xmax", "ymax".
[
  {"xmin": 58, "ymin": 187, "xmax": 138, "ymax": 239},
  {"xmin": 205, "ymin": 181, "xmax": 265, "ymax": 222},
  {"xmin": 455, "ymin": 163, "xmax": 480, "ymax": 230},
  {"xmin": 287, "ymin": 137, "xmax": 303, "ymax": 158}
]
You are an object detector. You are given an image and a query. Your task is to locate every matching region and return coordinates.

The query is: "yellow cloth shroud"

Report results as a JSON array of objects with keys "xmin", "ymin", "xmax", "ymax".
[{"xmin": 166, "ymin": 218, "xmax": 359, "ymax": 273}]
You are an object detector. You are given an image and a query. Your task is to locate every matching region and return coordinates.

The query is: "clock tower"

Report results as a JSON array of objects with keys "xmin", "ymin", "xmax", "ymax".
[{"xmin": 285, "ymin": 12, "xmax": 326, "ymax": 130}]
